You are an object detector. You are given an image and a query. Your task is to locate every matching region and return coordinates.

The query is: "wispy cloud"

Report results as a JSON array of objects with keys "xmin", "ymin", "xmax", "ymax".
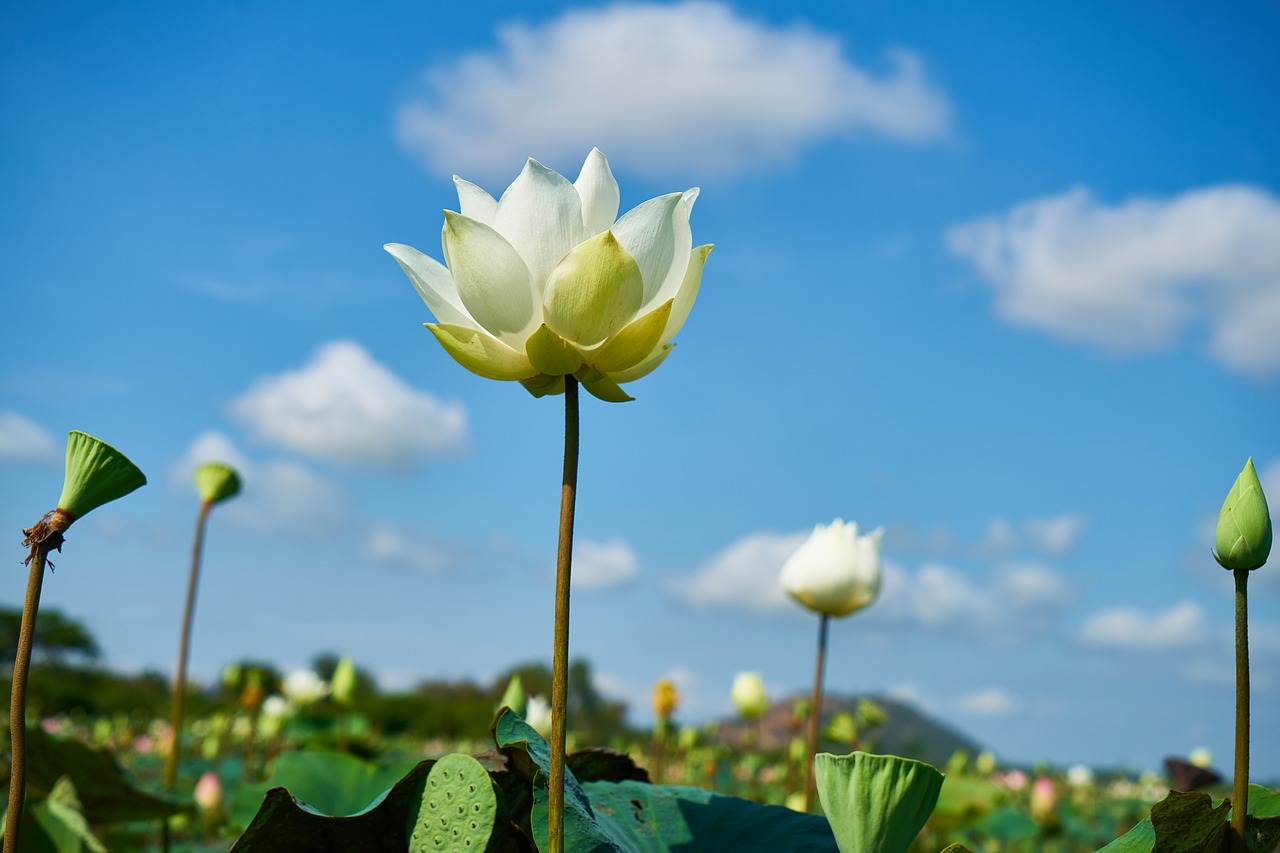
[
  {"xmin": 667, "ymin": 529, "xmax": 807, "ymax": 611},
  {"xmin": 947, "ymin": 184, "xmax": 1280, "ymax": 377},
  {"xmin": 0, "ymin": 411, "xmax": 58, "ymax": 463},
  {"xmin": 365, "ymin": 522, "xmax": 463, "ymax": 573},
  {"xmin": 954, "ymin": 687, "xmax": 1019, "ymax": 716},
  {"xmin": 173, "ymin": 432, "xmax": 347, "ymax": 539},
  {"xmin": 572, "ymin": 539, "xmax": 640, "ymax": 590},
  {"xmin": 230, "ymin": 340, "xmax": 469, "ymax": 472},
  {"xmin": 1077, "ymin": 601, "xmax": 1208, "ymax": 651},
  {"xmin": 395, "ymin": 1, "xmax": 950, "ymax": 181}
]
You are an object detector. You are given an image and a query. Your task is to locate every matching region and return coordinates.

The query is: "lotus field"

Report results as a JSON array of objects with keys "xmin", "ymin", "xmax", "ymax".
[{"xmin": 3, "ymin": 151, "xmax": 1277, "ymax": 853}]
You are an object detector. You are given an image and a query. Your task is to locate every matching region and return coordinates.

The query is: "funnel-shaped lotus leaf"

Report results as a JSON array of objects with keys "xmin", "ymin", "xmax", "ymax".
[
  {"xmin": 194, "ymin": 461, "xmax": 242, "ymax": 506},
  {"xmin": 56, "ymin": 431, "xmax": 146, "ymax": 521},
  {"xmin": 815, "ymin": 751, "xmax": 944, "ymax": 853},
  {"xmin": 1213, "ymin": 457, "xmax": 1272, "ymax": 571}
]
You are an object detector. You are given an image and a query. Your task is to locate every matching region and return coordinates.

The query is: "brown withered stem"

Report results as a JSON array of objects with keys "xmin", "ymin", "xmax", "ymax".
[{"xmin": 7, "ymin": 510, "xmax": 74, "ymax": 853}]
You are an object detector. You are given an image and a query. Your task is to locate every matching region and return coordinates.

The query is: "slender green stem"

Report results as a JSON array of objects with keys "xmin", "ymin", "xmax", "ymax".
[
  {"xmin": 549, "ymin": 376, "xmax": 579, "ymax": 853},
  {"xmin": 6, "ymin": 524, "xmax": 57, "ymax": 853},
  {"xmin": 1231, "ymin": 568, "xmax": 1250, "ymax": 853},
  {"xmin": 160, "ymin": 500, "xmax": 211, "ymax": 852},
  {"xmin": 803, "ymin": 612, "xmax": 829, "ymax": 812}
]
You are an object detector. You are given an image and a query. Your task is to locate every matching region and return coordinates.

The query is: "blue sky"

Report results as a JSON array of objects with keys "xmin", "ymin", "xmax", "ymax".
[{"xmin": 2, "ymin": 0, "xmax": 1278, "ymax": 777}]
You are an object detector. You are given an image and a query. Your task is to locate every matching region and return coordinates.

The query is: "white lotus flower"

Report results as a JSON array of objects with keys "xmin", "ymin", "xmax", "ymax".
[
  {"xmin": 780, "ymin": 519, "xmax": 884, "ymax": 618},
  {"xmin": 526, "ymin": 694, "xmax": 553, "ymax": 737},
  {"xmin": 386, "ymin": 149, "xmax": 710, "ymax": 402},
  {"xmin": 281, "ymin": 669, "xmax": 329, "ymax": 707},
  {"xmin": 730, "ymin": 671, "xmax": 770, "ymax": 721}
]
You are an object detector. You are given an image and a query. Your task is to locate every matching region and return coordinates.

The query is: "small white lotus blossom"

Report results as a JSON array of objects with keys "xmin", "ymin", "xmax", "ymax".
[
  {"xmin": 282, "ymin": 670, "xmax": 329, "ymax": 707},
  {"xmin": 526, "ymin": 694, "xmax": 553, "ymax": 737},
  {"xmin": 1066, "ymin": 764, "xmax": 1094, "ymax": 787},
  {"xmin": 730, "ymin": 672, "xmax": 770, "ymax": 721},
  {"xmin": 1189, "ymin": 747, "xmax": 1213, "ymax": 769},
  {"xmin": 780, "ymin": 519, "xmax": 884, "ymax": 618},
  {"xmin": 386, "ymin": 148, "xmax": 710, "ymax": 402}
]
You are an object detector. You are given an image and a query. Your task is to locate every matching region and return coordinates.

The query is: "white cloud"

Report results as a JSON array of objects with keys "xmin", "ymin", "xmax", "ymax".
[
  {"xmin": 947, "ymin": 184, "xmax": 1280, "ymax": 376},
  {"xmin": 572, "ymin": 539, "xmax": 639, "ymax": 590},
  {"xmin": 873, "ymin": 561, "xmax": 1071, "ymax": 643},
  {"xmin": 1078, "ymin": 601, "xmax": 1208, "ymax": 651},
  {"xmin": 229, "ymin": 341, "xmax": 469, "ymax": 471},
  {"xmin": 980, "ymin": 517, "xmax": 1018, "ymax": 554},
  {"xmin": 667, "ymin": 529, "xmax": 807, "ymax": 611},
  {"xmin": 0, "ymin": 411, "xmax": 58, "ymax": 462},
  {"xmin": 955, "ymin": 687, "xmax": 1018, "ymax": 716},
  {"xmin": 1025, "ymin": 514, "xmax": 1088, "ymax": 555},
  {"xmin": 174, "ymin": 432, "xmax": 346, "ymax": 539},
  {"xmin": 395, "ymin": 1, "xmax": 950, "ymax": 181},
  {"xmin": 365, "ymin": 523, "xmax": 460, "ymax": 573}
]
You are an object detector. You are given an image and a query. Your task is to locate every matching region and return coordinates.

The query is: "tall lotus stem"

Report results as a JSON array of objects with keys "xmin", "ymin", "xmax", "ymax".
[
  {"xmin": 548, "ymin": 375, "xmax": 579, "ymax": 853},
  {"xmin": 7, "ymin": 432, "xmax": 144, "ymax": 853},
  {"xmin": 1211, "ymin": 457, "xmax": 1270, "ymax": 853},
  {"xmin": 162, "ymin": 462, "xmax": 238, "ymax": 852},
  {"xmin": 804, "ymin": 613, "xmax": 829, "ymax": 812},
  {"xmin": 1231, "ymin": 568, "xmax": 1249, "ymax": 852}
]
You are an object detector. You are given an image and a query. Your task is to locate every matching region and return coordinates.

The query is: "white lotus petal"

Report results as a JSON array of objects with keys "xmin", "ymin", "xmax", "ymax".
[
  {"xmin": 493, "ymin": 159, "xmax": 588, "ymax": 290},
  {"xmin": 384, "ymin": 243, "xmax": 475, "ymax": 328},
  {"xmin": 611, "ymin": 192, "xmax": 691, "ymax": 308},
  {"xmin": 453, "ymin": 177, "xmax": 498, "ymax": 225},
  {"xmin": 441, "ymin": 211, "xmax": 538, "ymax": 346},
  {"xmin": 661, "ymin": 244, "xmax": 712, "ymax": 346},
  {"xmin": 575, "ymin": 148, "xmax": 620, "ymax": 237}
]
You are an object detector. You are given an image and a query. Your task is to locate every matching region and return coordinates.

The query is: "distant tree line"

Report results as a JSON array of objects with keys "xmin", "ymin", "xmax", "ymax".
[{"xmin": 0, "ymin": 606, "xmax": 630, "ymax": 743}]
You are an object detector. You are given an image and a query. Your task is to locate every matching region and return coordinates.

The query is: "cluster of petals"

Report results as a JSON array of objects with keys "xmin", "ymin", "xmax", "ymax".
[
  {"xmin": 386, "ymin": 149, "xmax": 710, "ymax": 402},
  {"xmin": 780, "ymin": 519, "xmax": 884, "ymax": 618}
]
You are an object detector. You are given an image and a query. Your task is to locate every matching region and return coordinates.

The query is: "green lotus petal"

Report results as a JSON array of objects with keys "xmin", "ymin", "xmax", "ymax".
[
  {"xmin": 57, "ymin": 431, "xmax": 146, "ymax": 521},
  {"xmin": 425, "ymin": 323, "xmax": 536, "ymax": 381},
  {"xmin": 194, "ymin": 462, "xmax": 241, "ymax": 506},
  {"xmin": 574, "ymin": 148, "xmax": 620, "ymax": 237},
  {"xmin": 577, "ymin": 368, "xmax": 634, "ymax": 403},
  {"xmin": 1214, "ymin": 457, "xmax": 1272, "ymax": 571},
  {"xmin": 543, "ymin": 231, "xmax": 644, "ymax": 349},
  {"xmin": 492, "ymin": 158, "xmax": 588, "ymax": 290},
  {"xmin": 607, "ymin": 344, "xmax": 674, "ymax": 384},
  {"xmin": 441, "ymin": 211, "xmax": 537, "ymax": 345},
  {"xmin": 662, "ymin": 244, "xmax": 712, "ymax": 346},
  {"xmin": 520, "ymin": 374, "xmax": 566, "ymax": 398},
  {"xmin": 526, "ymin": 324, "xmax": 586, "ymax": 376},
  {"xmin": 592, "ymin": 299, "xmax": 672, "ymax": 373}
]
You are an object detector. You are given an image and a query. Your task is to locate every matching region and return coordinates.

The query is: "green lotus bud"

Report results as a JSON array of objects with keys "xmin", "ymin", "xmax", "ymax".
[
  {"xmin": 497, "ymin": 673, "xmax": 527, "ymax": 717},
  {"xmin": 330, "ymin": 656, "xmax": 357, "ymax": 708},
  {"xmin": 56, "ymin": 431, "xmax": 146, "ymax": 523},
  {"xmin": 1213, "ymin": 457, "xmax": 1272, "ymax": 571},
  {"xmin": 194, "ymin": 461, "xmax": 241, "ymax": 506}
]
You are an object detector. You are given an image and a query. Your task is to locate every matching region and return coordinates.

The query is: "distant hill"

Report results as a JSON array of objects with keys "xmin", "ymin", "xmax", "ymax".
[{"xmin": 714, "ymin": 693, "xmax": 984, "ymax": 768}]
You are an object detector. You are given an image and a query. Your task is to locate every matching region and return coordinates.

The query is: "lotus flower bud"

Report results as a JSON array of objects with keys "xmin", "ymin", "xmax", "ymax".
[
  {"xmin": 194, "ymin": 461, "xmax": 241, "ymax": 506},
  {"xmin": 780, "ymin": 519, "xmax": 884, "ymax": 618},
  {"xmin": 330, "ymin": 656, "xmax": 357, "ymax": 708},
  {"xmin": 730, "ymin": 672, "xmax": 770, "ymax": 722},
  {"xmin": 194, "ymin": 771, "xmax": 222, "ymax": 811},
  {"xmin": 652, "ymin": 678, "xmax": 679, "ymax": 720},
  {"xmin": 497, "ymin": 674, "xmax": 527, "ymax": 717},
  {"xmin": 1213, "ymin": 457, "xmax": 1272, "ymax": 571},
  {"xmin": 282, "ymin": 670, "xmax": 328, "ymax": 707},
  {"xmin": 1029, "ymin": 776, "xmax": 1057, "ymax": 823}
]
